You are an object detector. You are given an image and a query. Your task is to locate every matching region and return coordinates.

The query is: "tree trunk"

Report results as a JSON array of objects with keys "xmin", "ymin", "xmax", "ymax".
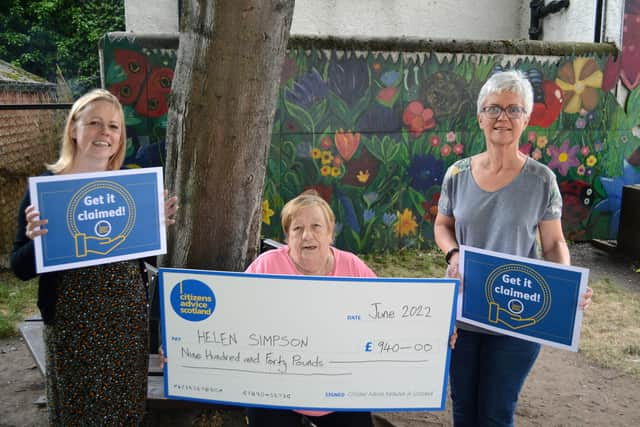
[{"xmin": 164, "ymin": 0, "xmax": 295, "ymax": 270}]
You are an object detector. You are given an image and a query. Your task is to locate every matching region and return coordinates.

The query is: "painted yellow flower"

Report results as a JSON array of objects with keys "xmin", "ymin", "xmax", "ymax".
[
  {"xmin": 262, "ymin": 200, "xmax": 274, "ymax": 225},
  {"xmin": 311, "ymin": 148, "xmax": 321, "ymax": 159},
  {"xmin": 356, "ymin": 170, "xmax": 370, "ymax": 183},
  {"xmin": 536, "ymin": 135, "xmax": 548, "ymax": 149},
  {"xmin": 320, "ymin": 165, "xmax": 331, "ymax": 176},
  {"xmin": 395, "ymin": 208, "xmax": 418, "ymax": 237},
  {"xmin": 555, "ymin": 58, "xmax": 603, "ymax": 113},
  {"xmin": 321, "ymin": 150, "xmax": 334, "ymax": 165},
  {"xmin": 586, "ymin": 154, "xmax": 597, "ymax": 167},
  {"xmin": 331, "ymin": 166, "xmax": 341, "ymax": 177}
]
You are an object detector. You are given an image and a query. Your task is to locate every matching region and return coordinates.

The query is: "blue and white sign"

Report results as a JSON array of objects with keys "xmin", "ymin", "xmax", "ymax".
[
  {"xmin": 159, "ymin": 268, "xmax": 459, "ymax": 411},
  {"xmin": 29, "ymin": 167, "xmax": 166, "ymax": 273},
  {"xmin": 458, "ymin": 245, "xmax": 589, "ymax": 351}
]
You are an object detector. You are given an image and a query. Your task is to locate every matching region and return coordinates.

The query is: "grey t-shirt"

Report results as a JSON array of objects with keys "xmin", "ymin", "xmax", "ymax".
[
  {"xmin": 438, "ymin": 156, "xmax": 562, "ymax": 259},
  {"xmin": 438, "ymin": 156, "xmax": 563, "ymax": 333}
]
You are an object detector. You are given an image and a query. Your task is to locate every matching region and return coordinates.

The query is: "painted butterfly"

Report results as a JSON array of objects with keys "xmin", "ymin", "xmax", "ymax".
[{"xmin": 109, "ymin": 49, "xmax": 174, "ymax": 118}]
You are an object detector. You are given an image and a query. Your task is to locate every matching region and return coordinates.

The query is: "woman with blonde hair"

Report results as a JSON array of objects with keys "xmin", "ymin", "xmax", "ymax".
[{"xmin": 11, "ymin": 89, "xmax": 177, "ymax": 425}]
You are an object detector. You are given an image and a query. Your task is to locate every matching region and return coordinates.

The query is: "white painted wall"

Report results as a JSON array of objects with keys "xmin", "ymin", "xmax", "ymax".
[
  {"xmin": 541, "ymin": 0, "xmax": 624, "ymax": 45},
  {"xmin": 123, "ymin": 0, "xmax": 626, "ymax": 46},
  {"xmin": 125, "ymin": 0, "xmax": 178, "ymax": 33},
  {"xmin": 289, "ymin": 0, "xmax": 524, "ymax": 40}
]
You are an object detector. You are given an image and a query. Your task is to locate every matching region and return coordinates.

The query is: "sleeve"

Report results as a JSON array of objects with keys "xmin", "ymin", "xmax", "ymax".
[
  {"xmin": 437, "ymin": 164, "xmax": 456, "ymax": 217},
  {"xmin": 10, "ymin": 190, "xmax": 38, "ymax": 281},
  {"xmin": 542, "ymin": 169, "xmax": 563, "ymax": 220}
]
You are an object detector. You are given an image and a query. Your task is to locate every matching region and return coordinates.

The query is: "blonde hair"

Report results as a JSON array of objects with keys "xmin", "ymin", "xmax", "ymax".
[
  {"xmin": 47, "ymin": 89, "xmax": 127, "ymax": 173},
  {"xmin": 281, "ymin": 190, "xmax": 336, "ymax": 238}
]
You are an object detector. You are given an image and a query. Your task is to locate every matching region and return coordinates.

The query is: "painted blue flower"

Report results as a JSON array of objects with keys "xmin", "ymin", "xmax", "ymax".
[
  {"xmin": 383, "ymin": 212, "xmax": 396, "ymax": 225},
  {"xmin": 338, "ymin": 192, "xmax": 360, "ymax": 233},
  {"xmin": 593, "ymin": 160, "xmax": 640, "ymax": 237},
  {"xmin": 284, "ymin": 68, "xmax": 328, "ymax": 109},
  {"xmin": 407, "ymin": 155, "xmax": 445, "ymax": 191},
  {"xmin": 363, "ymin": 209, "xmax": 375, "ymax": 223},
  {"xmin": 327, "ymin": 53, "xmax": 370, "ymax": 107},
  {"xmin": 381, "ymin": 70, "xmax": 400, "ymax": 87}
]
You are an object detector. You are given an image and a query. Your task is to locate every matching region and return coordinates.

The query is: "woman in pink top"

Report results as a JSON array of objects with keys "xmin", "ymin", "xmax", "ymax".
[{"xmin": 245, "ymin": 190, "xmax": 375, "ymax": 427}]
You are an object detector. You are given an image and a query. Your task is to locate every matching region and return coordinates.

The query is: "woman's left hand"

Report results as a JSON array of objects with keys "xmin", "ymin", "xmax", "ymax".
[
  {"xmin": 164, "ymin": 190, "xmax": 179, "ymax": 225},
  {"xmin": 580, "ymin": 286, "xmax": 593, "ymax": 310}
]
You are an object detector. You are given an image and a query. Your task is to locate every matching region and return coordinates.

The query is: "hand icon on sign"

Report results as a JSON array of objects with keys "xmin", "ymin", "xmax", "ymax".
[
  {"xmin": 75, "ymin": 233, "xmax": 126, "ymax": 257},
  {"xmin": 488, "ymin": 302, "xmax": 537, "ymax": 330}
]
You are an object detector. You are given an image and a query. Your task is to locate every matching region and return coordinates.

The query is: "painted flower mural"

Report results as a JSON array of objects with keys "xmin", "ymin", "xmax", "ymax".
[
  {"xmin": 402, "ymin": 101, "xmax": 436, "ymax": 137},
  {"xmin": 102, "ymin": 35, "xmax": 640, "ymax": 253},
  {"xmin": 407, "ymin": 155, "xmax": 445, "ymax": 191},
  {"xmin": 555, "ymin": 58, "xmax": 603, "ymax": 113},
  {"xmin": 284, "ymin": 68, "xmax": 328, "ymax": 109},
  {"xmin": 548, "ymin": 139, "xmax": 580, "ymax": 176}
]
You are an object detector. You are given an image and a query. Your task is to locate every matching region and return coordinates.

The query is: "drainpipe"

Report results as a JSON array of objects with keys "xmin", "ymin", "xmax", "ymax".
[
  {"xmin": 529, "ymin": 0, "xmax": 571, "ymax": 40},
  {"xmin": 594, "ymin": 0, "xmax": 606, "ymax": 43}
]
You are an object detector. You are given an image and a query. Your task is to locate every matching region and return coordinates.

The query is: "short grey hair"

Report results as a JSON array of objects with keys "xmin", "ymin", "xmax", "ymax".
[{"xmin": 476, "ymin": 69, "xmax": 534, "ymax": 116}]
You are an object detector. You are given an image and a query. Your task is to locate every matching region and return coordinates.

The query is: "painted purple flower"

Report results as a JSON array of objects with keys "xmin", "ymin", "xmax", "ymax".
[
  {"xmin": 357, "ymin": 103, "xmax": 402, "ymax": 133},
  {"xmin": 284, "ymin": 68, "xmax": 328, "ymax": 109},
  {"xmin": 407, "ymin": 155, "xmax": 445, "ymax": 191},
  {"xmin": 327, "ymin": 52, "xmax": 370, "ymax": 107},
  {"xmin": 548, "ymin": 139, "xmax": 580, "ymax": 176},
  {"xmin": 593, "ymin": 160, "xmax": 640, "ymax": 237}
]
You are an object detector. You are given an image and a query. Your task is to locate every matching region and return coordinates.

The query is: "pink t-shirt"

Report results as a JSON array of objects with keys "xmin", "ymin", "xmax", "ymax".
[{"xmin": 245, "ymin": 245, "xmax": 376, "ymax": 416}]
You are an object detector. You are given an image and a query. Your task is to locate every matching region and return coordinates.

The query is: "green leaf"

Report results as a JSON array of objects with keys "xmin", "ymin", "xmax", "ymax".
[{"xmin": 284, "ymin": 99, "xmax": 315, "ymax": 133}]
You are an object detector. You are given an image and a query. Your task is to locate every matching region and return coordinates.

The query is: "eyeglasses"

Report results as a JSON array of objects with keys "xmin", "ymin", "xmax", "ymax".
[{"xmin": 481, "ymin": 105, "xmax": 527, "ymax": 119}]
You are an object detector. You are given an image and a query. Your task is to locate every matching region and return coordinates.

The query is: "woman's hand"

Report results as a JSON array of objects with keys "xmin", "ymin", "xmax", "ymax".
[
  {"xmin": 164, "ymin": 190, "xmax": 179, "ymax": 225},
  {"xmin": 158, "ymin": 346, "xmax": 168, "ymax": 369},
  {"xmin": 449, "ymin": 326, "xmax": 458, "ymax": 349},
  {"xmin": 24, "ymin": 205, "xmax": 48, "ymax": 240},
  {"xmin": 580, "ymin": 286, "xmax": 593, "ymax": 310}
]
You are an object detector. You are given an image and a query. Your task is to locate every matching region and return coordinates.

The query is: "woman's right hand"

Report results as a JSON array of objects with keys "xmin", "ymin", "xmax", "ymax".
[{"xmin": 24, "ymin": 205, "xmax": 48, "ymax": 240}]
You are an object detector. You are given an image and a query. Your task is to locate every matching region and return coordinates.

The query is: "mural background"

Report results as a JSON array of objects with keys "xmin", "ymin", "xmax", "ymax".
[{"xmin": 101, "ymin": 21, "xmax": 640, "ymax": 254}]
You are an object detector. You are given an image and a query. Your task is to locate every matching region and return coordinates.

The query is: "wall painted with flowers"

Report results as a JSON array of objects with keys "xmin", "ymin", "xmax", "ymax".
[
  {"xmin": 263, "ymin": 46, "xmax": 640, "ymax": 253},
  {"xmin": 101, "ymin": 16, "xmax": 640, "ymax": 253}
]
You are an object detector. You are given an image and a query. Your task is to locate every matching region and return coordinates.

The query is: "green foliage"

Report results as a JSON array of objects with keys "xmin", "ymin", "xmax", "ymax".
[
  {"xmin": 0, "ymin": 272, "xmax": 38, "ymax": 338},
  {"xmin": 0, "ymin": 0, "xmax": 125, "ymax": 95}
]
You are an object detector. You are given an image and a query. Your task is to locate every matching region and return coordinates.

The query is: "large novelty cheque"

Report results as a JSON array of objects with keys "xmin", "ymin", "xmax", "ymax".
[
  {"xmin": 458, "ymin": 245, "xmax": 589, "ymax": 351},
  {"xmin": 160, "ymin": 269, "xmax": 458, "ymax": 411},
  {"xmin": 29, "ymin": 168, "xmax": 166, "ymax": 273}
]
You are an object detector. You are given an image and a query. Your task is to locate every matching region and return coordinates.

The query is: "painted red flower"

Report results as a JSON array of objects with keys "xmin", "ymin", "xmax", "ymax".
[
  {"xmin": 402, "ymin": 101, "xmax": 436, "ymax": 137},
  {"xmin": 422, "ymin": 193, "xmax": 441, "ymax": 223}
]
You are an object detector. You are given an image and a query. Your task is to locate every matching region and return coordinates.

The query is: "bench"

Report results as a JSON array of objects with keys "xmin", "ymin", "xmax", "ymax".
[{"xmin": 17, "ymin": 240, "xmax": 285, "ymax": 412}]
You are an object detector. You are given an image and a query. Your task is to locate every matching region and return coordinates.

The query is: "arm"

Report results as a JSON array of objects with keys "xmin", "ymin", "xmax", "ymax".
[
  {"xmin": 539, "ymin": 218, "xmax": 592, "ymax": 309},
  {"xmin": 10, "ymin": 192, "xmax": 39, "ymax": 280},
  {"xmin": 434, "ymin": 212, "xmax": 460, "ymax": 274},
  {"xmin": 538, "ymin": 218, "xmax": 570, "ymax": 265}
]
